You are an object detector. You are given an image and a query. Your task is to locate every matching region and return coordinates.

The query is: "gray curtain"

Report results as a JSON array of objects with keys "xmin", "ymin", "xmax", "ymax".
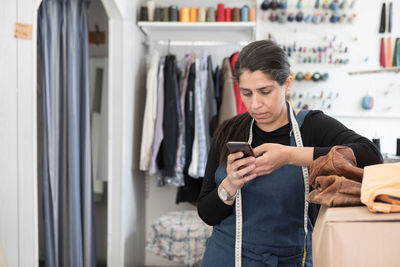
[{"xmin": 38, "ymin": 0, "xmax": 96, "ymax": 266}]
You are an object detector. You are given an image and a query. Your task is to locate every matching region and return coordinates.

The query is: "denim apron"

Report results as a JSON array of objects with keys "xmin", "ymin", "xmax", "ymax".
[{"xmin": 202, "ymin": 109, "xmax": 313, "ymax": 267}]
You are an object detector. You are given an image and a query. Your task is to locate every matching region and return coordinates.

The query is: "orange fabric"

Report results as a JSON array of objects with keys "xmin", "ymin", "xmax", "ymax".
[
  {"xmin": 361, "ymin": 162, "xmax": 400, "ymax": 213},
  {"xmin": 230, "ymin": 52, "xmax": 247, "ymax": 114}
]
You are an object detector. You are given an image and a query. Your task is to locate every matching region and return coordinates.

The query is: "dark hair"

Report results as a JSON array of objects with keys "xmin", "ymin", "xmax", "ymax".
[
  {"xmin": 234, "ymin": 40, "xmax": 291, "ymax": 85},
  {"xmin": 214, "ymin": 113, "xmax": 253, "ymax": 164},
  {"xmin": 214, "ymin": 40, "xmax": 291, "ymax": 164}
]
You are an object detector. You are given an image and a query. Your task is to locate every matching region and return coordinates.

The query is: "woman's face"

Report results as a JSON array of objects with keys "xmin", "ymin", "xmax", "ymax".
[{"xmin": 239, "ymin": 70, "xmax": 292, "ymax": 131}]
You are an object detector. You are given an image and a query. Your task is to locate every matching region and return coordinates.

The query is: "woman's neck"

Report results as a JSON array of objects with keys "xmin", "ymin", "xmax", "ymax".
[{"xmin": 255, "ymin": 105, "xmax": 289, "ymax": 132}]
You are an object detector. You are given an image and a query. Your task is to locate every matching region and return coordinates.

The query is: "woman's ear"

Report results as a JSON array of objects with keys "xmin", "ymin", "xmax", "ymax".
[{"xmin": 284, "ymin": 75, "xmax": 293, "ymax": 97}]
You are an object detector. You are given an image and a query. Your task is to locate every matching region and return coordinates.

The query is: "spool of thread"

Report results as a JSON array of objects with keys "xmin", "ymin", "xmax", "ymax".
[
  {"xmin": 313, "ymin": 12, "xmax": 321, "ymax": 24},
  {"xmin": 147, "ymin": 1, "xmax": 155, "ymax": 21},
  {"xmin": 393, "ymin": 38, "xmax": 400, "ymax": 67},
  {"xmin": 163, "ymin": 7, "xmax": 170, "ymax": 21},
  {"xmin": 249, "ymin": 8, "xmax": 256, "ymax": 21},
  {"xmin": 321, "ymin": 72, "xmax": 329, "ymax": 81},
  {"xmin": 304, "ymin": 72, "xmax": 312, "ymax": 81},
  {"xmin": 269, "ymin": 12, "xmax": 278, "ymax": 22},
  {"xmin": 312, "ymin": 72, "xmax": 321, "ymax": 82},
  {"xmin": 396, "ymin": 138, "xmax": 400, "ymax": 156},
  {"xmin": 180, "ymin": 7, "xmax": 190, "ymax": 22},
  {"xmin": 139, "ymin": 6, "xmax": 149, "ymax": 21},
  {"xmin": 387, "ymin": 37, "xmax": 393, "ymax": 68},
  {"xmin": 380, "ymin": 38, "xmax": 386, "ymax": 67},
  {"xmin": 278, "ymin": 12, "xmax": 287, "ymax": 24},
  {"xmin": 190, "ymin": 8, "xmax": 198, "ymax": 22},
  {"xmin": 296, "ymin": 11, "xmax": 304, "ymax": 22},
  {"xmin": 372, "ymin": 138, "xmax": 381, "ymax": 151},
  {"xmin": 287, "ymin": 12, "xmax": 295, "ymax": 22},
  {"xmin": 217, "ymin": 3, "xmax": 225, "ymax": 22},
  {"xmin": 261, "ymin": 0, "xmax": 270, "ymax": 11},
  {"xmin": 330, "ymin": 0, "xmax": 340, "ymax": 11},
  {"xmin": 154, "ymin": 7, "xmax": 163, "ymax": 21},
  {"xmin": 295, "ymin": 72, "xmax": 304, "ymax": 81},
  {"xmin": 198, "ymin": 8, "xmax": 206, "ymax": 22},
  {"xmin": 362, "ymin": 95, "xmax": 374, "ymax": 110},
  {"xmin": 304, "ymin": 14, "xmax": 312, "ymax": 23},
  {"xmin": 225, "ymin": 8, "xmax": 232, "ymax": 22},
  {"xmin": 241, "ymin": 5, "xmax": 249, "ymax": 21},
  {"xmin": 206, "ymin": 7, "xmax": 216, "ymax": 22},
  {"xmin": 170, "ymin": 5, "xmax": 178, "ymax": 22},
  {"xmin": 232, "ymin": 7, "xmax": 240, "ymax": 21}
]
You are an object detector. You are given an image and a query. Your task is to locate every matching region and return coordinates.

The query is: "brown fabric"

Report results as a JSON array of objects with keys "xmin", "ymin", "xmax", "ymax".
[
  {"xmin": 308, "ymin": 175, "xmax": 363, "ymax": 207},
  {"xmin": 308, "ymin": 146, "xmax": 364, "ymax": 207},
  {"xmin": 309, "ymin": 146, "xmax": 364, "ymax": 187}
]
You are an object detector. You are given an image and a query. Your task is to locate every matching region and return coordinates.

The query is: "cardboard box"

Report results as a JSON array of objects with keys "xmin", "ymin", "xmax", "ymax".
[{"xmin": 312, "ymin": 206, "xmax": 400, "ymax": 267}]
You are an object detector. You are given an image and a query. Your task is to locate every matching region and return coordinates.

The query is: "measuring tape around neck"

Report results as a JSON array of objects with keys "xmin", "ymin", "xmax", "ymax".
[{"xmin": 234, "ymin": 106, "xmax": 309, "ymax": 267}]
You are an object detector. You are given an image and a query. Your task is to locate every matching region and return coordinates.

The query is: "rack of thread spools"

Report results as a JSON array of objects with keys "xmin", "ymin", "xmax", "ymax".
[
  {"xmin": 259, "ymin": 0, "xmax": 358, "ymax": 24},
  {"xmin": 270, "ymin": 33, "xmax": 356, "ymax": 111},
  {"xmin": 377, "ymin": 1, "xmax": 400, "ymax": 69},
  {"xmin": 139, "ymin": 2, "xmax": 256, "ymax": 23}
]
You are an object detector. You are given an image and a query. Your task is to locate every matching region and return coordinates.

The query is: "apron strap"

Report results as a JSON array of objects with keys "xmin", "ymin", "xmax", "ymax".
[{"xmin": 288, "ymin": 104, "xmax": 310, "ymax": 267}]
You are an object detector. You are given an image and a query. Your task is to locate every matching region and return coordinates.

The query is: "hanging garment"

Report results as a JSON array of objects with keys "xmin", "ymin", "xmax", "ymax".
[
  {"xmin": 174, "ymin": 54, "xmax": 194, "ymax": 187},
  {"xmin": 177, "ymin": 62, "xmax": 202, "ymax": 203},
  {"xmin": 209, "ymin": 65, "xmax": 221, "ymax": 138},
  {"xmin": 38, "ymin": 0, "xmax": 96, "ymax": 266},
  {"xmin": 157, "ymin": 55, "xmax": 182, "ymax": 185},
  {"xmin": 214, "ymin": 65, "xmax": 222, "ymax": 113},
  {"xmin": 361, "ymin": 162, "xmax": 400, "ymax": 213},
  {"xmin": 184, "ymin": 62, "xmax": 196, "ymax": 169},
  {"xmin": 189, "ymin": 56, "xmax": 209, "ymax": 178},
  {"xmin": 201, "ymin": 110, "xmax": 313, "ymax": 267},
  {"xmin": 230, "ymin": 52, "xmax": 247, "ymax": 114},
  {"xmin": 218, "ymin": 58, "xmax": 237, "ymax": 124},
  {"xmin": 150, "ymin": 57, "xmax": 165, "ymax": 175},
  {"xmin": 140, "ymin": 51, "xmax": 160, "ymax": 171},
  {"xmin": 205, "ymin": 56, "xmax": 218, "ymax": 147}
]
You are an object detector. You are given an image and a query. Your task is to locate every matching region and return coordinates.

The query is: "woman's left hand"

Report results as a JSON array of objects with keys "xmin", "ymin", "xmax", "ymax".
[{"xmin": 248, "ymin": 143, "xmax": 291, "ymax": 176}]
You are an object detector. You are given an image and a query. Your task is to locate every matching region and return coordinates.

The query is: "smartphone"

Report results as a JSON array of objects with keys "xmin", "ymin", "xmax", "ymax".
[{"xmin": 226, "ymin": 141, "xmax": 255, "ymax": 158}]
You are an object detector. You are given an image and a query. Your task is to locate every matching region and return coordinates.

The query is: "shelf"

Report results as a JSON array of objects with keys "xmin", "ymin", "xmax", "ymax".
[
  {"xmin": 137, "ymin": 21, "xmax": 256, "ymax": 41},
  {"xmin": 348, "ymin": 67, "xmax": 400, "ymax": 75},
  {"xmin": 328, "ymin": 113, "xmax": 400, "ymax": 119}
]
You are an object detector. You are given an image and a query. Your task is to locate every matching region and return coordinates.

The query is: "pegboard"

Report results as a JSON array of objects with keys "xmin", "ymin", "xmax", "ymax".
[{"xmin": 256, "ymin": 0, "xmax": 400, "ymax": 117}]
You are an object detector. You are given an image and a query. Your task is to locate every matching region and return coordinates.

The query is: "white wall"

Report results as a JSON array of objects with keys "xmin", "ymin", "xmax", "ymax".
[
  {"xmin": 0, "ymin": 0, "xmax": 38, "ymax": 266},
  {"xmin": 102, "ymin": 0, "xmax": 147, "ymax": 266}
]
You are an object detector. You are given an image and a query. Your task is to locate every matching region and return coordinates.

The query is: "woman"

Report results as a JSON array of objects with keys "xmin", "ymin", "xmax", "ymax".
[{"xmin": 197, "ymin": 40, "xmax": 382, "ymax": 267}]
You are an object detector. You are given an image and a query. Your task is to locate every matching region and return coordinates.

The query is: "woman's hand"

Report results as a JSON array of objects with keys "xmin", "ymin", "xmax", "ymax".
[
  {"xmin": 220, "ymin": 152, "xmax": 257, "ymax": 199},
  {"xmin": 249, "ymin": 143, "xmax": 291, "ymax": 176},
  {"xmin": 248, "ymin": 144, "xmax": 314, "ymax": 176}
]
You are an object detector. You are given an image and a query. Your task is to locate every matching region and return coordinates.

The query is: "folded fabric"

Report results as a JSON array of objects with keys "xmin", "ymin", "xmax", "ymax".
[
  {"xmin": 361, "ymin": 162, "xmax": 400, "ymax": 213},
  {"xmin": 308, "ymin": 175, "xmax": 363, "ymax": 207},
  {"xmin": 309, "ymin": 146, "xmax": 364, "ymax": 188}
]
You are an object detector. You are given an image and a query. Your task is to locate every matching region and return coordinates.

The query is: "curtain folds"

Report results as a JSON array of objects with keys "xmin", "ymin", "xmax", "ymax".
[{"xmin": 38, "ymin": 0, "xmax": 96, "ymax": 266}]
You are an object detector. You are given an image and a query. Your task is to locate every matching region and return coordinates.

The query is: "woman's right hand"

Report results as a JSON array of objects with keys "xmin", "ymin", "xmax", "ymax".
[{"xmin": 222, "ymin": 152, "xmax": 257, "ymax": 196}]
